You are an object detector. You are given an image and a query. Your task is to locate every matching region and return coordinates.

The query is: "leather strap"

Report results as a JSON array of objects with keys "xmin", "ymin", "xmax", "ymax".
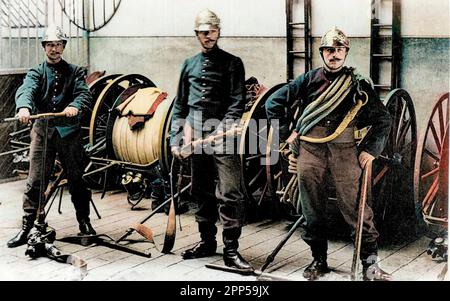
[
  {"xmin": 127, "ymin": 92, "xmax": 168, "ymax": 129},
  {"xmin": 300, "ymin": 91, "xmax": 368, "ymax": 143}
]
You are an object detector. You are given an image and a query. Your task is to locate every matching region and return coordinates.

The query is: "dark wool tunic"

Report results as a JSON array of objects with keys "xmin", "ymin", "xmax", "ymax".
[
  {"xmin": 15, "ymin": 59, "xmax": 93, "ymax": 224},
  {"xmin": 170, "ymin": 46, "xmax": 245, "ymax": 146},
  {"xmin": 15, "ymin": 59, "xmax": 92, "ymax": 138},
  {"xmin": 265, "ymin": 66, "xmax": 391, "ymax": 157},
  {"xmin": 265, "ymin": 66, "xmax": 392, "ymax": 259}
]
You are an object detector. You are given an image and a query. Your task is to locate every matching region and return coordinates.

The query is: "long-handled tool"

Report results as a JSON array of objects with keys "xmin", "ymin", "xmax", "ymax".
[
  {"xmin": 206, "ymin": 215, "xmax": 306, "ymax": 280},
  {"xmin": 0, "ymin": 112, "xmax": 67, "ymax": 123},
  {"xmin": 351, "ymin": 161, "xmax": 372, "ymax": 281},
  {"xmin": 7, "ymin": 112, "xmax": 90, "ymax": 272},
  {"xmin": 159, "ymin": 126, "xmax": 244, "ymax": 252},
  {"xmin": 177, "ymin": 125, "xmax": 243, "ymax": 159},
  {"xmin": 161, "ymin": 157, "xmax": 183, "ymax": 253}
]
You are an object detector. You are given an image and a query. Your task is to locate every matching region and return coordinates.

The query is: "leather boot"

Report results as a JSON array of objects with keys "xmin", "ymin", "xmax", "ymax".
[
  {"xmin": 7, "ymin": 216, "xmax": 34, "ymax": 248},
  {"xmin": 222, "ymin": 228, "xmax": 254, "ymax": 273},
  {"xmin": 303, "ymin": 256, "xmax": 330, "ymax": 280},
  {"xmin": 362, "ymin": 257, "xmax": 392, "ymax": 281},
  {"xmin": 78, "ymin": 219, "xmax": 96, "ymax": 236},
  {"xmin": 182, "ymin": 240, "xmax": 217, "ymax": 259},
  {"xmin": 182, "ymin": 223, "xmax": 217, "ymax": 259}
]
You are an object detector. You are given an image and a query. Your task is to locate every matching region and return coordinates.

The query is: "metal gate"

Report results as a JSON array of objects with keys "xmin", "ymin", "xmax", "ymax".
[{"xmin": 0, "ymin": 0, "xmax": 121, "ymax": 72}]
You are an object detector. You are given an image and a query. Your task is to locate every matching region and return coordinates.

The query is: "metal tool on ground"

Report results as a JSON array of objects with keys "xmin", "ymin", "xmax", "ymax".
[
  {"xmin": 59, "ymin": 181, "xmax": 193, "ymax": 257},
  {"xmin": 206, "ymin": 215, "xmax": 306, "ymax": 280},
  {"xmin": 2, "ymin": 112, "xmax": 90, "ymax": 272},
  {"xmin": 59, "ymin": 233, "xmax": 152, "ymax": 258},
  {"xmin": 44, "ymin": 167, "xmax": 102, "ymax": 219},
  {"xmin": 205, "ymin": 264, "xmax": 295, "ymax": 281},
  {"xmin": 351, "ymin": 161, "xmax": 372, "ymax": 281}
]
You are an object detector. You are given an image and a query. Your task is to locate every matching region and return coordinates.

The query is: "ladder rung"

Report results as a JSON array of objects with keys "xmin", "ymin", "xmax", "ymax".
[
  {"xmin": 373, "ymin": 23, "xmax": 392, "ymax": 28},
  {"xmin": 374, "ymin": 84, "xmax": 391, "ymax": 90},
  {"xmin": 372, "ymin": 54, "xmax": 392, "ymax": 59},
  {"xmin": 289, "ymin": 51, "xmax": 306, "ymax": 54},
  {"xmin": 289, "ymin": 22, "xmax": 305, "ymax": 26}
]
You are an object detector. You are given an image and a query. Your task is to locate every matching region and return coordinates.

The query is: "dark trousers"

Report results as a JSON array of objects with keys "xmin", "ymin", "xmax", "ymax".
[
  {"xmin": 23, "ymin": 126, "xmax": 91, "ymax": 224},
  {"xmin": 190, "ymin": 153, "xmax": 247, "ymax": 232},
  {"xmin": 297, "ymin": 140, "xmax": 379, "ymax": 259}
]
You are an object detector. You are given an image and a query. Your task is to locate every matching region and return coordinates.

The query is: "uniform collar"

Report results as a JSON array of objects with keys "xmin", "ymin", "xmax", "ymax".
[
  {"xmin": 322, "ymin": 66, "xmax": 347, "ymax": 81},
  {"xmin": 201, "ymin": 46, "xmax": 221, "ymax": 58},
  {"xmin": 46, "ymin": 59, "xmax": 66, "ymax": 70}
]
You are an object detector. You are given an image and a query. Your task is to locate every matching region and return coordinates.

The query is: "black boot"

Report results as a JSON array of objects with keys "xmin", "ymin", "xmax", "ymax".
[
  {"xmin": 7, "ymin": 216, "xmax": 34, "ymax": 248},
  {"xmin": 362, "ymin": 257, "xmax": 392, "ymax": 281},
  {"xmin": 182, "ymin": 240, "xmax": 217, "ymax": 259},
  {"xmin": 222, "ymin": 228, "xmax": 254, "ymax": 273},
  {"xmin": 303, "ymin": 241, "xmax": 329, "ymax": 280},
  {"xmin": 361, "ymin": 241, "xmax": 391, "ymax": 281},
  {"xmin": 182, "ymin": 223, "xmax": 217, "ymax": 259},
  {"xmin": 78, "ymin": 219, "xmax": 96, "ymax": 236},
  {"xmin": 303, "ymin": 256, "xmax": 329, "ymax": 280}
]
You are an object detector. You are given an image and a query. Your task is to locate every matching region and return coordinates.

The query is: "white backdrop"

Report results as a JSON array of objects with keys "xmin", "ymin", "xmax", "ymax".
[{"xmin": 91, "ymin": 0, "xmax": 449, "ymax": 37}]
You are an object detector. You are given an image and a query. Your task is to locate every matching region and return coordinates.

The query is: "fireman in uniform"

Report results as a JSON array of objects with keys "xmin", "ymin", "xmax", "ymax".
[
  {"xmin": 7, "ymin": 25, "xmax": 95, "ymax": 248},
  {"xmin": 169, "ymin": 9, "xmax": 253, "ymax": 272},
  {"xmin": 266, "ymin": 27, "xmax": 392, "ymax": 281}
]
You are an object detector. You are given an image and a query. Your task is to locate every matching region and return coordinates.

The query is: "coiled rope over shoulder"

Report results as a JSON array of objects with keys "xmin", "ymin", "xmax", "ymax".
[{"xmin": 300, "ymin": 91, "xmax": 368, "ymax": 143}]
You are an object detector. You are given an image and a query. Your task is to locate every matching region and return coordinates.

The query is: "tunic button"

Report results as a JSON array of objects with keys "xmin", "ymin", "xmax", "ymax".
[
  {"xmin": 201, "ymin": 97, "xmax": 205, "ymax": 100},
  {"xmin": 202, "ymin": 90, "xmax": 206, "ymax": 92},
  {"xmin": 202, "ymin": 83, "xmax": 206, "ymax": 86},
  {"xmin": 201, "ymin": 76, "xmax": 205, "ymax": 79},
  {"xmin": 202, "ymin": 70, "xmax": 205, "ymax": 72}
]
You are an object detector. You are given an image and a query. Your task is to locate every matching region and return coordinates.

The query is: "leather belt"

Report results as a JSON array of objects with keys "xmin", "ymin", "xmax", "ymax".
[{"xmin": 305, "ymin": 126, "xmax": 355, "ymax": 143}]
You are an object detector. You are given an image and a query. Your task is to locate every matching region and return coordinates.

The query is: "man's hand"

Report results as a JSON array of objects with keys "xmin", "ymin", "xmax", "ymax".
[
  {"xmin": 286, "ymin": 131, "xmax": 299, "ymax": 144},
  {"xmin": 359, "ymin": 151, "xmax": 375, "ymax": 169},
  {"xmin": 288, "ymin": 153, "xmax": 298, "ymax": 174},
  {"xmin": 63, "ymin": 106, "xmax": 79, "ymax": 117},
  {"xmin": 171, "ymin": 146, "xmax": 189, "ymax": 160},
  {"xmin": 17, "ymin": 108, "xmax": 31, "ymax": 125}
]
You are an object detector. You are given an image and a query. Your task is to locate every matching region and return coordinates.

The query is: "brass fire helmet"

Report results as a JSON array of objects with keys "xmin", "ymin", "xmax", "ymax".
[
  {"xmin": 319, "ymin": 27, "xmax": 350, "ymax": 50},
  {"xmin": 194, "ymin": 9, "xmax": 221, "ymax": 31},
  {"xmin": 41, "ymin": 24, "xmax": 68, "ymax": 47}
]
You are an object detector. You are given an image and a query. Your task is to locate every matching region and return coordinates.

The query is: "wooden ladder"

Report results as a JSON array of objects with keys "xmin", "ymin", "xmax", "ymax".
[
  {"xmin": 286, "ymin": 0, "xmax": 312, "ymax": 81},
  {"xmin": 369, "ymin": 0, "xmax": 402, "ymax": 100}
]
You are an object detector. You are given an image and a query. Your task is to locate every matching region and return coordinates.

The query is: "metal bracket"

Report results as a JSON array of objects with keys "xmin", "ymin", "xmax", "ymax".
[{"xmin": 58, "ymin": 234, "xmax": 152, "ymax": 258}]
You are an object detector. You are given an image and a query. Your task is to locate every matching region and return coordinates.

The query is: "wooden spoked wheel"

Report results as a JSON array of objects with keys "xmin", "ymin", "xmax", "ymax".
[
  {"xmin": 82, "ymin": 74, "xmax": 122, "ymax": 148},
  {"xmin": 264, "ymin": 84, "xmax": 301, "ymax": 218},
  {"xmin": 88, "ymin": 74, "xmax": 155, "ymax": 149},
  {"xmin": 84, "ymin": 75, "xmax": 155, "ymax": 190},
  {"xmin": 239, "ymin": 85, "xmax": 276, "ymax": 207},
  {"xmin": 414, "ymin": 92, "xmax": 449, "ymax": 230},
  {"xmin": 372, "ymin": 89, "xmax": 418, "ymax": 236}
]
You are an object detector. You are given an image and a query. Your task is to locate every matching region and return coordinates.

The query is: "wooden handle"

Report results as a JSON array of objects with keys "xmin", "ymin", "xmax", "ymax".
[{"xmin": 1, "ymin": 112, "xmax": 67, "ymax": 123}]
